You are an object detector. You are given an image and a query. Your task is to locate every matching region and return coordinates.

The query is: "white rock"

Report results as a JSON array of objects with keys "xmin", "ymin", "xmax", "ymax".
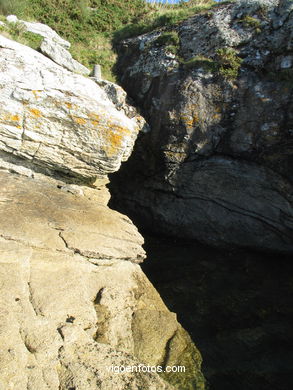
[
  {"xmin": 0, "ymin": 34, "xmax": 146, "ymax": 180},
  {"xmin": 6, "ymin": 14, "xmax": 18, "ymax": 23},
  {"xmin": 21, "ymin": 20, "xmax": 70, "ymax": 48},
  {"xmin": 40, "ymin": 37, "xmax": 90, "ymax": 75}
]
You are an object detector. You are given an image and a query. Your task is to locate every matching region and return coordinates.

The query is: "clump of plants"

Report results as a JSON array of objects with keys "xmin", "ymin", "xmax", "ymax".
[
  {"xmin": 153, "ymin": 30, "xmax": 180, "ymax": 55},
  {"xmin": 216, "ymin": 47, "xmax": 243, "ymax": 80},
  {"xmin": 0, "ymin": 0, "xmax": 219, "ymax": 81},
  {"xmin": 155, "ymin": 30, "xmax": 179, "ymax": 47},
  {"xmin": 181, "ymin": 55, "xmax": 217, "ymax": 71},
  {"xmin": 0, "ymin": 21, "xmax": 42, "ymax": 50},
  {"xmin": 239, "ymin": 15, "xmax": 261, "ymax": 33}
]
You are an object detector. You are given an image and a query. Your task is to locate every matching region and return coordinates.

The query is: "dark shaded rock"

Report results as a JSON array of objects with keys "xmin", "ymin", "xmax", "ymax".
[
  {"xmin": 111, "ymin": 156, "xmax": 293, "ymax": 253},
  {"xmin": 110, "ymin": 0, "xmax": 293, "ymax": 254},
  {"xmin": 141, "ymin": 235, "xmax": 293, "ymax": 390}
]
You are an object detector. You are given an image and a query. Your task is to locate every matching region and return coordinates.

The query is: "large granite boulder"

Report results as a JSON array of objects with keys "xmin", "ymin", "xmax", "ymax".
[
  {"xmin": 110, "ymin": 0, "xmax": 293, "ymax": 254},
  {"xmin": 0, "ymin": 34, "xmax": 146, "ymax": 181}
]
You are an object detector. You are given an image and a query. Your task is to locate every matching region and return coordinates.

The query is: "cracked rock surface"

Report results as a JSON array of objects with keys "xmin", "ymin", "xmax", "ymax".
[
  {"xmin": 110, "ymin": 0, "xmax": 293, "ymax": 254},
  {"xmin": 0, "ymin": 170, "xmax": 205, "ymax": 390},
  {"xmin": 0, "ymin": 26, "xmax": 205, "ymax": 390},
  {"xmin": 0, "ymin": 34, "xmax": 146, "ymax": 180}
]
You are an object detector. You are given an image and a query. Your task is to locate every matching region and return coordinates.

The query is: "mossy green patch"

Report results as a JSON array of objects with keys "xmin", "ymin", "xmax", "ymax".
[
  {"xmin": 0, "ymin": 21, "xmax": 42, "ymax": 50},
  {"xmin": 155, "ymin": 30, "xmax": 179, "ymax": 47},
  {"xmin": 239, "ymin": 15, "xmax": 262, "ymax": 33},
  {"xmin": 216, "ymin": 47, "xmax": 243, "ymax": 80},
  {"xmin": 181, "ymin": 55, "xmax": 217, "ymax": 72}
]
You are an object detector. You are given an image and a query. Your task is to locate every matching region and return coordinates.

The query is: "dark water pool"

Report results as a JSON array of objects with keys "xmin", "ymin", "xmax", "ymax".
[{"xmin": 141, "ymin": 235, "xmax": 293, "ymax": 390}]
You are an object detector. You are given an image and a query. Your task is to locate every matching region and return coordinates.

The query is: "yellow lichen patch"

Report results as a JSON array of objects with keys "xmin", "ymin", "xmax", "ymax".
[
  {"xmin": 32, "ymin": 90, "xmax": 41, "ymax": 100},
  {"xmin": 88, "ymin": 112, "xmax": 101, "ymax": 122},
  {"xmin": 65, "ymin": 102, "xmax": 72, "ymax": 109},
  {"xmin": 109, "ymin": 132, "xmax": 123, "ymax": 149},
  {"xmin": 181, "ymin": 112, "xmax": 199, "ymax": 128},
  {"xmin": 3, "ymin": 114, "xmax": 21, "ymax": 122},
  {"xmin": 29, "ymin": 108, "xmax": 42, "ymax": 118},
  {"xmin": 192, "ymin": 113, "xmax": 199, "ymax": 124},
  {"xmin": 164, "ymin": 151, "xmax": 187, "ymax": 162},
  {"xmin": 73, "ymin": 116, "xmax": 87, "ymax": 125},
  {"xmin": 91, "ymin": 120, "xmax": 100, "ymax": 127},
  {"xmin": 103, "ymin": 124, "xmax": 131, "ymax": 157}
]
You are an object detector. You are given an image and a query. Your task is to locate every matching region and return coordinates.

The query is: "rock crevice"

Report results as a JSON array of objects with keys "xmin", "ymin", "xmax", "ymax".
[{"xmin": 110, "ymin": 0, "xmax": 293, "ymax": 254}]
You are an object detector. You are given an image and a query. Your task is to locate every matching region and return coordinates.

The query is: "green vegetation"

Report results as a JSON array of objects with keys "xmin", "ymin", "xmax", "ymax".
[
  {"xmin": 113, "ymin": 0, "xmax": 214, "ymax": 42},
  {"xmin": 216, "ymin": 47, "xmax": 243, "ymax": 80},
  {"xmin": 155, "ymin": 30, "xmax": 179, "ymax": 47},
  {"xmin": 165, "ymin": 44, "xmax": 178, "ymax": 55},
  {"xmin": 179, "ymin": 50, "xmax": 242, "ymax": 82},
  {"xmin": 0, "ymin": 0, "xmax": 28, "ymax": 16},
  {"xmin": 239, "ymin": 15, "xmax": 261, "ymax": 33},
  {"xmin": 181, "ymin": 55, "xmax": 217, "ymax": 71},
  {"xmin": 0, "ymin": 0, "xmax": 217, "ymax": 81},
  {"xmin": 0, "ymin": 20, "xmax": 42, "ymax": 49}
]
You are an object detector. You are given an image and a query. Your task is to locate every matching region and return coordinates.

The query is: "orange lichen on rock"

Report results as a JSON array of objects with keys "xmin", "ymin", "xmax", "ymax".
[
  {"xmin": 89, "ymin": 112, "xmax": 101, "ymax": 122},
  {"xmin": 32, "ymin": 90, "xmax": 40, "ymax": 100},
  {"xmin": 3, "ymin": 114, "xmax": 21, "ymax": 122},
  {"xmin": 65, "ymin": 102, "xmax": 72, "ymax": 109},
  {"xmin": 73, "ymin": 116, "xmax": 87, "ymax": 125},
  {"xmin": 29, "ymin": 108, "xmax": 42, "ymax": 118},
  {"xmin": 213, "ymin": 113, "xmax": 221, "ymax": 120},
  {"xmin": 104, "ymin": 123, "xmax": 131, "ymax": 157},
  {"xmin": 181, "ymin": 112, "xmax": 199, "ymax": 128}
]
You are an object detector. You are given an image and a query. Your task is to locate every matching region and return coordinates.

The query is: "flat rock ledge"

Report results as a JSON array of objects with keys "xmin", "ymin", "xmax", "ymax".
[{"xmin": 0, "ymin": 170, "xmax": 205, "ymax": 390}]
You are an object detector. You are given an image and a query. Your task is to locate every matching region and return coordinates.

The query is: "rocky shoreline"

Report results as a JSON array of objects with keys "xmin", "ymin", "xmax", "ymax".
[
  {"xmin": 1, "ymin": 1, "xmax": 292, "ymax": 389},
  {"xmin": 110, "ymin": 0, "xmax": 293, "ymax": 254},
  {"xmin": 0, "ymin": 20, "xmax": 203, "ymax": 390}
]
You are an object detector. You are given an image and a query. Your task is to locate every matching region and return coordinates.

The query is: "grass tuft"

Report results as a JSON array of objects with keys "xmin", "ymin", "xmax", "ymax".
[{"xmin": 0, "ymin": 0, "xmax": 219, "ymax": 81}]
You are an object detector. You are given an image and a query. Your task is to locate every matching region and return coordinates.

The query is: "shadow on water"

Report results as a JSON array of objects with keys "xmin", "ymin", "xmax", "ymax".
[{"xmin": 141, "ymin": 234, "xmax": 293, "ymax": 390}]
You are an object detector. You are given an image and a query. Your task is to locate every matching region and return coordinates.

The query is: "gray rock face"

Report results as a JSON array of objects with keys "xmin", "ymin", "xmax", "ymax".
[
  {"xmin": 112, "ymin": 157, "xmax": 293, "ymax": 253},
  {"xmin": 110, "ymin": 0, "xmax": 293, "ymax": 254},
  {"xmin": 40, "ymin": 38, "xmax": 90, "ymax": 75},
  {"xmin": 0, "ymin": 35, "xmax": 145, "ymax": 181}
]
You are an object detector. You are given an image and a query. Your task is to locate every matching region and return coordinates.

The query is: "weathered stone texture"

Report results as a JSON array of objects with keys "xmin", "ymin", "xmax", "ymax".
[
  {"xmin": 110, "ymin": 0, "xmax": 293, "ymax": 254},
  {"xmin": 0, "ymin": 170, "xmax": 204, "ymax": 390},
  {"xmin": 0, "ymin": 23, "xmax": 204, "ymax": 390},
  {"xmin": 0, "ymin": 35, "xmax": 146, "ymax": 180}
]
